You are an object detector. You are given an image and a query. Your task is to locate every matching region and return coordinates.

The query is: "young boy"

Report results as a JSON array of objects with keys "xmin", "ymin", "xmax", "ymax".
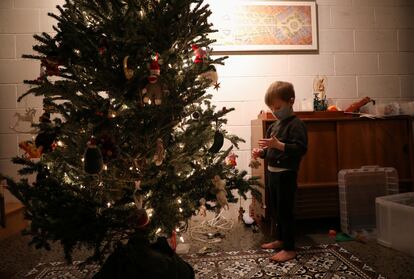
[{"xmin": 253, "ymin": 81, "xmax": 308, "ymax": 262}]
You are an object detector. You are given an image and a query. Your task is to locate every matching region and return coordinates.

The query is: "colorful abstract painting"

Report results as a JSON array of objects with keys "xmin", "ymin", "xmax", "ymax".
[{"xmin": 207, "ymin": 1, "xmax": 318, "ymax": 51}]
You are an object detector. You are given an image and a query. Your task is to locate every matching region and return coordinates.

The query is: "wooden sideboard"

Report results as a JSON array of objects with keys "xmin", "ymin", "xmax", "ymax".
[{"xmin": 251, "ymin": 112, "xmax": 414, "ymax": 220}]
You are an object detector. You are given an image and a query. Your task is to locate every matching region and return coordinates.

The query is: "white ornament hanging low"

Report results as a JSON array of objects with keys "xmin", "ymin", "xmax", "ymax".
[{"xmin": 199, "ymin": 65, "xmax": 219, "ymax": 90}]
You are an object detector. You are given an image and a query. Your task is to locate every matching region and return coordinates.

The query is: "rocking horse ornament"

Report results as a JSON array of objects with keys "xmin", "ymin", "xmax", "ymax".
[{"xmin": 10, "ymin": 108, "xmax": 37, "ymax": 133}]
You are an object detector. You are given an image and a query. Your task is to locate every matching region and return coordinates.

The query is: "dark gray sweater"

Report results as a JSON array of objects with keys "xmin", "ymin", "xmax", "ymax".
[{"xmin": 261, "ymin": 115, "xmax": 308, "ymax": 171}]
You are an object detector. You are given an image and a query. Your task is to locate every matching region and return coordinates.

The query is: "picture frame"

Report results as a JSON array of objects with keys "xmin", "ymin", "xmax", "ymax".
[{"xmin": 208, "ymin": 1, "xmax": 318, "ymax": 52}]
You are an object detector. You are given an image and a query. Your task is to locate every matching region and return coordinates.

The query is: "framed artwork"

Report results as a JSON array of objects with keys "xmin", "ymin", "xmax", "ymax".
[{"xmin": 207, "ymin": 1, "xmax": 318, "ymax": 52}]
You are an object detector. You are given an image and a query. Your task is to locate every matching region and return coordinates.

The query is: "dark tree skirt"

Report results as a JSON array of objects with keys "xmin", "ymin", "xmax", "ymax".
[{"xmin": 93, "ymin": 235, "xmax": 194, "ymax": 279}]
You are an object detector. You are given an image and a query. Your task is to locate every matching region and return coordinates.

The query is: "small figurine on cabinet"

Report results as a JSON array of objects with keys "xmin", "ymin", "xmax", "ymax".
[{"xmin": 313, "ymin": 76, "xmax": 328, "ymax": 111}]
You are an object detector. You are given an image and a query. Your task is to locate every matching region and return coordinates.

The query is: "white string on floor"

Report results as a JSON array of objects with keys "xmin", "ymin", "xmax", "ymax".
[{"xmin": 190, "ymin": 209, "xmax": 234, "ymax": 243}]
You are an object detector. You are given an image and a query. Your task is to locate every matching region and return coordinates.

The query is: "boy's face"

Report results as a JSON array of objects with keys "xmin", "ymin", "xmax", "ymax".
[{"xmin": 269, "ymin": 98, "xmax": 291, "ymax": 112}]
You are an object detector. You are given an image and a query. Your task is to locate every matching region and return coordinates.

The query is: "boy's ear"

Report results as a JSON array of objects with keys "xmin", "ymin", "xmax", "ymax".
[{"xmin": 289, "ymin": 97, "xmax": 295, "ymax": 105}]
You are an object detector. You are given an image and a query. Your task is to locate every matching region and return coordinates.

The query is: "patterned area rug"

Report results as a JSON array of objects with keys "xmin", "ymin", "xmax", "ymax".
[
  {"xmin": 24, "ymin": 244, "xmax": 385, "ymax": 279},
  {"xmin": 24, "ymin": 261, "xmax": 100, "ymax": 279},
  {"xmin": 185, "ymin": 244, "xmax": 385, "ymax": 279}
]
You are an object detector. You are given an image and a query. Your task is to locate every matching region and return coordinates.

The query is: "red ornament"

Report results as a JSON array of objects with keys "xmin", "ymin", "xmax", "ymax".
[
  {"xmin": 98, "ymin": 47, "xmax": 106, "ymax": 56},
  {"xmin": 98, "ymin": 37, "xmax": 108, "ymax": 56},
  {"xmin": 191, "ymin": 44, "xmax": 206, "ymax": 64},
  {"xmin": 225, "ymin": 152, "xmax": 238, "ymax": 167},
  {"xmin": 328, "ymin": 229, "xmax": 337, "ymax": 237},
  {"xmin": 148, "ymin": 53, "xmax": 160, "ymax": 84},
  {"xmin": 168, "ymin": 231, "xmax": 177, "ymax": 251}
]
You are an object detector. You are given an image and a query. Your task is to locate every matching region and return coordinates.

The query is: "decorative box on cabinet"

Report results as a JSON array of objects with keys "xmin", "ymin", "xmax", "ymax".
[{"xmin": 250, "ymin": 112, "xmax": 414, "ymax": 221}]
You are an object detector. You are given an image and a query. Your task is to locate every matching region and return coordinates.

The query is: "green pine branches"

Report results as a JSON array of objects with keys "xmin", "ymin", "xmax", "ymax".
[{"xmin": 2, "ymin": 0, "xmax": 261, "ymax": 263}]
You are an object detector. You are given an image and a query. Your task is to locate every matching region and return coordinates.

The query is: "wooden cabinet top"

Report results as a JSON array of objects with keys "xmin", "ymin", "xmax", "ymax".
[{"xmin": 254, "ymin": 111, "xmax": 413, "ymax": 123}]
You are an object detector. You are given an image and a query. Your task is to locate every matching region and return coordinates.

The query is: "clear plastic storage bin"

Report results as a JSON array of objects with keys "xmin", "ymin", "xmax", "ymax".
[
  {"xmin": 376, "ymin": 192, "xmax": 414, "ymax": 256},
  {"xmin": 338, "ymin": 166, "xmax": 399, "ymax": 234}
]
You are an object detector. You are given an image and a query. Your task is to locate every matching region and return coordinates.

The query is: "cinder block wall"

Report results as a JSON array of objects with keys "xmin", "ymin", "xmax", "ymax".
[
  {"xmin": 0, "ymin": 0, "xmax": 413, "ymax": 203},
  {"xmin": 208, "ymin": 0, "xmax": 414, "ymax": 173},
  {"xmin": 0, "ymin": 0, "xmax": 65, "ymax": 202}
]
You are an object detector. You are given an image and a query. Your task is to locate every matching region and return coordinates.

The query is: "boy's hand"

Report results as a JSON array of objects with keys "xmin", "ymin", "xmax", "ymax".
[
  {"xmin": 258, "ymin": 136, "xmax": 285, "ymax": 151},
  {"xmin": 252, "ymin": 148, "xmax": 264, "ymax": 159}
]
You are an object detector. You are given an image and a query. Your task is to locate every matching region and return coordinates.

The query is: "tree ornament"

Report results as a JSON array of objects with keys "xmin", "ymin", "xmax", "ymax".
[
  {"xmin": 249, "ymin": 159, "xmax": 261, "ymax": 169},
  {"xmin": 123, "ymin": 56, "xmax": 134, "ymax": 80},
  {"xmin": 242, "ymin": 211, "xmax": 255, "ymax": 226},
  {"xmin": 34, "ymin": 112, "xmax": 56, "ymax": 153},
  {"xmin": 84, "ymin": 138, "xmax": 104, "ymax": 174},
  {"xmin": 148, "ymin": 53, "xmax": 160, "ymax": 84},
  {"xmin": 107, "ymin": 109, "xmax": 117, "ymax": 118},
  {"xmin": 199, "ymin": 198, "xmax": 207, "ymax": 217},
  {"xmin": 40, "ymin": 57, "xmax": 60, "ymax": 77},
  {"xmin": 191, "ymin": 44, "xmax": 206, "ymax": 64},
  {"xmin": 213, "ymin": 82, "xmax": 221, "ymax": 91},
  {"xmin": 211, "ymin": 175, "xmax": 229, "ymax": 210},
  {"xmin": 142, "ymin": 53, "xmax": 166, "ymax": 105},
  {"xmin": 126, "ymin": 207, "xmax": 149, "ymax": 229},
  {"xmin": 153, "ymin": 138, "xmax": 166, "ymax": 166},
  {"xmin": 96, "ymin": 134, "xmax": 119, "ymax": 161},
  {"xmin": 192, "ymin": 43, "xmax": 220, "ymax": 90},
  {"xmin": 35, "ymin": 132, "xmax": 56, "ymax": 154},
  {"xmin": 133, "ymin": 180, "xmax": 143, "ymax": 209},
  {"xmin": 98, "ymin": 47, "xmax": 106, "ymax": 56},
  {"xmin": 192, "ymin": 44, "xmax": 221, "ymax": 90},
  {"xmin": 225, "ymin": 152, "xmax": 238, "ymax": 167},
  {"xmin": 208, "ymin": 131, "xmax": 224, "ymax": 153},
  {"xmin": 192, "ymin": 111, "xmax": 200, "ymax": 119},
  {"xmin": 168, "ymin": 231, "xmax": 177, "ymax": 251},
  {"xmin": 142, "ymin": 83, "xmax": 163, "ymax": 105},
  {"xmin": 199, "ymin": 65, "xmax": 219, "ymax": 88},
  {"xmin": 98, "ymin": 37, "xmax": 108, "ymax": 56},
  {"xmin": 136, "ymin": 208, "xmax": 149, "ymax": 228},
  {"xmin": 19, "ymin": 140, "xmax": 43, "ymax": 159}
]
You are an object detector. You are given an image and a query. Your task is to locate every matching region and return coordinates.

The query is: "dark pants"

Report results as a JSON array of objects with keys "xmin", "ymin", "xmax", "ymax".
[{"xmin": 267, "ymin": 170, "xmax": 297, "ymax": 251}]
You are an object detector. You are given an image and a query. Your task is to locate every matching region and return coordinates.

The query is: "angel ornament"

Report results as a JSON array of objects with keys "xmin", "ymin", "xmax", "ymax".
[
  {"xmin": 133, "ymin": 180, "xmax": 143, "ymax": 209},
  {"xmin": 199, "ymin": 198, "xmax": 207, "ymax": 217},
  {"xmin": 152, "ymin": 138, "xmax": 166, "ymax": 166},
  {"xmin": 211, "ymin": 175, "xmax": 229, "ymax": 210}
]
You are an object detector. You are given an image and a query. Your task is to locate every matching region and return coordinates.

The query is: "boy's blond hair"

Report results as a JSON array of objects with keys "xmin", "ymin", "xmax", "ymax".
[{"xmin": 265, "ymin": 81, "xmax": 295, "ymax": 106}]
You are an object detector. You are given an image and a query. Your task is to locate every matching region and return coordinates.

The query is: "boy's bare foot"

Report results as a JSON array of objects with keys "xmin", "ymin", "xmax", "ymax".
[
  {"xmin": 269, "ymin": 250, "xmax": 296, "ymax": 262},
  {"xmin": 261, "ymin": 240, "xmax": 283, "ymax": 249}
]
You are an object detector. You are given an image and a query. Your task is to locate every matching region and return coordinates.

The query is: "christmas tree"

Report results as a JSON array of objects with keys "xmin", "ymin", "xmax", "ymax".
[{"xmin": 1, "ymin": 0, "xmax": 259, "ymax": 267}]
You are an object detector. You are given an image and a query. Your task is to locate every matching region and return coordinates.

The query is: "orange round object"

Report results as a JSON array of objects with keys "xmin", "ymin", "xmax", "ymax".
[
  {"xmin": 328, "ymin": 229, "xmax": 337, "ymax": 236},
  {"xmin": 327, "ymin": 105, "xmax": 339, "ymax": 112}
]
